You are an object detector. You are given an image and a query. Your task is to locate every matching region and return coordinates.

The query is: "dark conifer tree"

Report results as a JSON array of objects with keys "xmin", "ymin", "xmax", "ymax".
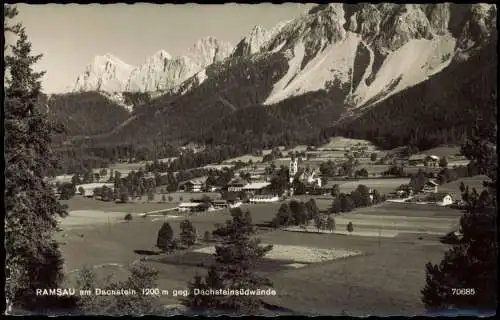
[
  {"xmin": 4, "ymin": 5, "xmax": 76, "ymax": 313},
  {"xmin": 422, "ymin": 121, "xmax": 497, "ymax": 311},
  {"xmin": 185, "ymin": 209, "xmax": 273, "ymax": 313}
]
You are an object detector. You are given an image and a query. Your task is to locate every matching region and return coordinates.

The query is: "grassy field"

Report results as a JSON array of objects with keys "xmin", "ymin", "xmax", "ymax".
[
  {"xmin": 61, "ymin": 196, "xmax": 179, "ymax": 213},
  {"xmin": 318, "ymin": 137, "xmax": 378, "ymax": 151},
  {"xmin": 56, "ymin": 197, "xmax": 460, "ymax": 315},
  {"xmin": 260, "ymin": 230, "xmax": 449, "ymax": 316},
  {"xmin": 415, "ymin": 145, "xmax": 461, "ymax": 158},
  {"xmin": 222, "ymin": 154, "xmax": 263, "ymax": 164},
  {"xmin": 438, "ymin": 175, "xmax": 488, "ymax": 195},
  {"xmin": 404, "ymin": 166, "xmax": 442, "ymax": 175},
  {"xmin": 59, "ymin": 221, "xmax": 451, "ymax": 315},
  {"xmin": 63, "ymin": 192, "xmax": 222, "ymax": 212},
  {"xmin": 322, "ymin": 178, "xmax": 410, "ymax": 194},
  {"xmin": 354, "ymin": 202, "xmax": 464, "ymax": 218}
]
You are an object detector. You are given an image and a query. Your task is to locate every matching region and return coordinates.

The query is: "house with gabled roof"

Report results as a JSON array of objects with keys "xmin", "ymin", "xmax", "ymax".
[{"xmin": 422, "ymin": 179, "xmax": 439, "ymax": 193}]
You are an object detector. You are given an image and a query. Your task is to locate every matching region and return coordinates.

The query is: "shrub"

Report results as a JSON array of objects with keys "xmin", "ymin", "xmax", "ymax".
[
  {"xmin": 203, "ymin": 231, "xmax": 211, "ymax": 242},
  {"xmin": 347, "ymin": 221, "xmax": 354, "ymax": 233},
  {"xmin": 326, "ymin": 215, "xmax": 336, "ymax": 231}
]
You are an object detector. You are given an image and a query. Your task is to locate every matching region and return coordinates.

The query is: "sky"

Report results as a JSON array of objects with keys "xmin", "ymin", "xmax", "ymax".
[{"xmin": 11, "ymin": 3, "xmax": 316, "ymax": 93}]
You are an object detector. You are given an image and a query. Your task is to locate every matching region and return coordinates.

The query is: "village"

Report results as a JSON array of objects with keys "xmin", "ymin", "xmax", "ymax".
[
  {"xmin": 53, "ymin": 138, "xmax": 471, "ymax": 214},
  {"xmin": 48, "ymin": 137, "xmax": 486, "ymax": 315}
]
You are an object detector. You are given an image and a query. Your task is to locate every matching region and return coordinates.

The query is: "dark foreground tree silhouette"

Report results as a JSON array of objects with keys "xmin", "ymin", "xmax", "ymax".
[
  {"xmin": 180, "ymin": 219, "xmax": 197, "ymax": 247},
  {"xmin": 156, "ymin": 222, "xmax": 174, "ymax": 251},
  {"xmin": 4, "ymin": 5, "xmax": 76, "ymax": 313},
  {"xmin": 184, "ymin": 208, "xmax": 273, "ymax": 314},
  {"xmin": 76, "ymin": 263, "xmax": 162, "ymax": 315},
  {"xmin": 422, "ymin": 121, "xmax": 497, "ymax": 311}
]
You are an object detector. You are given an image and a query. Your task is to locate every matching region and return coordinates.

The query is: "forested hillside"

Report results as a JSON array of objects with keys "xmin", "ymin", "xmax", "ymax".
[
  {"xmin": 106, "ymin": 52, "xmax": 290, "ymax": 144},
  {"xmin": 199, "ymin": 89, "xmax": 346, "ymax": 148},
  {"xmin": 47, "ymin": 92, "xmax": 130, "ymax": 136}
]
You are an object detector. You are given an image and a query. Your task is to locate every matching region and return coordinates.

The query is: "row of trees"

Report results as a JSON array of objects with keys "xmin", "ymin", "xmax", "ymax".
[
  {"xmin": 271, "ymin": 199, "xmax": 340, "ymax": 232},
  {"xmin": 156, "ymin": 219, "xmax": 198, "ymax": 251},
  {"xmin": 145, "ymin": 146, "xmax": 248, "ymax": 174},
  {"xmin": 329, "ymin": 185, "xmax": 385, "ymax": 214},
  {"xmin": 318, "ymin": 159, "xmax": 358, "ymax": 178},
  {"xmin": 272, "ymin": 199, "xmax": 320, "ymax": 228}
]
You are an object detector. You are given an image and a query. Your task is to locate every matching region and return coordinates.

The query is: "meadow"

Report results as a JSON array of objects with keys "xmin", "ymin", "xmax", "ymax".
[
  {"xmin": 335, "ymin": 178, "xmax": 410, "ymax": 194},
  {"xmin": 438, "ymin": 175, "xmax": 488, "ymax": 195},
  {"xmin": 57, "ymin": 194, "xmax": 462, "ymax": 315}
]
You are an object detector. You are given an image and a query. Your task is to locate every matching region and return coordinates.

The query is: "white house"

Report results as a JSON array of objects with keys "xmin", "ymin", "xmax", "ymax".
[
  {"xmin": 179, "ymin": 180, "xmax": 204, "ymax": 193},
  {"xmin": 249, "ymin": 195, "xmax": 279, "ymax": 203},
  {"xmin": 177, "ymin": 202, "xmax": 208, "ymax": 213},
  {"xmin": 241, "ymin": 182, "xmax": 271, "ymax": 193},
  {"xmin": 409, "ymin": 154, "xmax": 440, "ymax": 167},
  {"xmin": 426, "ymin": 193, "xmax": 454, "ymax": 206}
]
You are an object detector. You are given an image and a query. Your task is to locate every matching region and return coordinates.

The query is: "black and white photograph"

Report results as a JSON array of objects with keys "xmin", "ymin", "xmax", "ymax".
[{"xmin": 3, "ymin": 2, "xmax": 497, "ymax": 316}]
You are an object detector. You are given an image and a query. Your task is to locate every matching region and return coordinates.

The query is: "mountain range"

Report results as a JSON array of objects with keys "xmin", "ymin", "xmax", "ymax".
[
  {"xmin": 73, "ymin": 37, "xmax": 233, "ymax": 94},
  {"xmin": 49, "ymin": 3, "xmax": 497, "ymax": 150}
]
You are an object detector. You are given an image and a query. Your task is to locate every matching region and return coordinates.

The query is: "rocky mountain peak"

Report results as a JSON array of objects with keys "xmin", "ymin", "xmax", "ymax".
[
  {"xmin": 152, "ymin": 49, "xmax": 172, "ymax": 60},
  {"xmin": 74, "ymin": 37, "xmax": 233, "ymax": 94}
]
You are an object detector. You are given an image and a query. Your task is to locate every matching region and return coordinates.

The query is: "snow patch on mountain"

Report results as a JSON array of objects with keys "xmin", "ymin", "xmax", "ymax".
[
  {"xmin": 196, "ymin": 69, "xmax": 208, "ymax": 85},
  {"xmin": 263, "ymin": 42, "xmax": 306, "ymax": 105},
  {"xmin": 264, "ymin": 32, "xmax": 361, "ymax": 105},
  {"xmin": 352, "ymin": 34, "xmax": 456, "ymax": 108},
  {"xmin": 99, "ymin": 91, "xmax": 134, "ymax": 112}
]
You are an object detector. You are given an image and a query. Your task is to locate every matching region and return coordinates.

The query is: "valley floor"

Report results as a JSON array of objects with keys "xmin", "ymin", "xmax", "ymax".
[{"xmin": 57, "ymin": 198, "xmax": 461, "ymax": 316}]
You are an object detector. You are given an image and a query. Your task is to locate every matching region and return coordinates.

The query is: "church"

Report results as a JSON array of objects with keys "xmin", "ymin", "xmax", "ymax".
[{"xmin": 288, "ymin": 156, "xmax": 322, "ymax": 195}]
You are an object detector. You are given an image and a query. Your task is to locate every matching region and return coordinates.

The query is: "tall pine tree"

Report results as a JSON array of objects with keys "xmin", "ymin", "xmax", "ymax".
[
  {"xmin": 184, "ymin": 208, "xmax": 273, "ymax": 314},
  {"xmin": 421, "ymin": 119, "xmax": 497, "ymax": 311},
  {"xmin": 4, "ymin": 5, "xmax": 73, "ymax": 313}
]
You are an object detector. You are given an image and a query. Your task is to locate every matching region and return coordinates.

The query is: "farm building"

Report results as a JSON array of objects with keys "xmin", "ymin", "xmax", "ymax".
[
  {"xmin": 203, "ymin": 163, "xmax": 235, "ymax": 170},
  {"xmin": 422, "ymin": 179, "xmax": 439, "ymax": 193},
  {"xmin": 317, "ymin": 181, "xmax": 337, "ymax": 195},
  {"xmin": 212, "ymin": 200, "xmax": 229, "ymax": 209},
  {"xmin": 241, "ymin": 182, "xmax": 272, "ymax": 195},
  {"xmin": 179, "ymin": 180, "xmax": 205, "ymax": 193},
  {"xmin": 408, "ymin": 154, "xmax": 440, "ymax": 167},
  {"xmin": 48, "ymin": 174, "xmax": 74, "ymax": 185},
  {"xmin": 395, "ymin": 185, "xmax": 415, "ymax": 198},
  {"xmin": 249, "ymin": 195, "xmax": 279, "ymax": 203},
  {"xmin": 297, "ymin": 167, "xmax": 322, "ymax": 187},
  {"xmin": 425, "ymin": 192, "xmax": 454, "ymax": 206},
  {"xmin": 178, "ymin": 202, "xmax": 209, "ymax": 213},
  {"xmin": 76, "ymin": 183, "xmax": 114, "ymax": 197},
  {"xmin": 227, "ymin": 178, "xmax": 249, "ymax": 192}
]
